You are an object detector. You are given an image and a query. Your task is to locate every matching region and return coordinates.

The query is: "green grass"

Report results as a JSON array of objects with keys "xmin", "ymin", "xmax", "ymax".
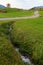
[
  {"xmin": 11, "ymin": 17, "xmax": 43, "ymax": 65},
  {"xmin": 0, "ymin": 34, "xmax": 24, "ymax": 65},
  {"xmin": 39, "ymin": 11, "xmax": 43, "ymax": 16},
  {"xmin": 0, "ymin": 21, "xmax": 25, "ymax": 65},
  {"xmin": 0, "ymin": 8, "xmax": 34, "ymax": 18}
]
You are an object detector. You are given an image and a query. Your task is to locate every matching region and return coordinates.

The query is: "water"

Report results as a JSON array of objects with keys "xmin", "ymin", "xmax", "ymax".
[
  {"xmin": 21, "ymin": 55, "xmax": 31, "ymax": 65},
  {"xmin": 15, "ymin": 48, "xmax": 32, "ymax": 65},
  {"xmin": 15, "ymin": 48, "xmax": 19, "ymax": 52}
]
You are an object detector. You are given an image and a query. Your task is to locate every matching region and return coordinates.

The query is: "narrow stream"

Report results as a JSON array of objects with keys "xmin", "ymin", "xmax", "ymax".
[
  {"xmin": 9, "ymin": 25, "xmax": 33, "ymax": 65},
  {"xmin": 15, "ymin": 48, "xmax": 33, "ymax": 65}
]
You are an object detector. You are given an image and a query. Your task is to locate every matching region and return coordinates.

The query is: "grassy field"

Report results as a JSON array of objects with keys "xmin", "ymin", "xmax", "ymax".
[
  {"xmin": 0, "ymin": 8, "xmax": 34, "ymax": 18},
  {"xmin": 10, "ymin": 17, "xmax": 43, "ymax": 65},
  {"xmin": 0, "ymin": 9, "xmax": 43, "ymax": 65}
]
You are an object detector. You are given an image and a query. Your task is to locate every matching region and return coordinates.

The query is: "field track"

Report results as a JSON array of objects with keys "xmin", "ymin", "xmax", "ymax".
[{"xmin": 0, "ymin": 11, "xmax": 39, "ymax": 20}]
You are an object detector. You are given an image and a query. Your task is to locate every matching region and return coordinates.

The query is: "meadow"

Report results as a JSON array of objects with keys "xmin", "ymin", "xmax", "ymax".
[
  {"xmin": 0, "ymin": 8, "xmax": 34, "ymax": 18},
  {"xmin": 0, "ymin": 9, "xmax": 43, "ymax": 65}
]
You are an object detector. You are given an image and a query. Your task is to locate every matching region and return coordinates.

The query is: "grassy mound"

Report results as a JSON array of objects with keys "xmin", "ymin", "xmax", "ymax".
[{"xmin": 11, "ymin": 17, "xmax": 43, "ymax": 65}]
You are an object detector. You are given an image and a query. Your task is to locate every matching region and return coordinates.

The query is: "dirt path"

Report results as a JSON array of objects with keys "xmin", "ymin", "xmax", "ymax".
[{"xmin": 0, "ymin": 11, "xmax": 39, "ymax": 20}]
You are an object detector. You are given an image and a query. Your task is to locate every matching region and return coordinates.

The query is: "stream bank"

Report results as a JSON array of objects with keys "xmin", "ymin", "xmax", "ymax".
[{"xmin": 8, "ymin": 22, "xmax": 34, "ymax": 65}]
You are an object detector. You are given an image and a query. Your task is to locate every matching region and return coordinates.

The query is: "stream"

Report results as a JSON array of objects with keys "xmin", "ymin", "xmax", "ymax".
[
  {"xmin": 15, "ymin": 48, "xmax": 33, "ymax": 65},
  {"xmin": 9, "ymin": 25, "xmax": 33, "ymax": 65}
]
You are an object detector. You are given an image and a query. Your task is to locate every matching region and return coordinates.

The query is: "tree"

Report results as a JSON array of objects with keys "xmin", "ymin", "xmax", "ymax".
[{"xmin": 7, "ymin": 3, "xmax": 11, "ymax": 8}]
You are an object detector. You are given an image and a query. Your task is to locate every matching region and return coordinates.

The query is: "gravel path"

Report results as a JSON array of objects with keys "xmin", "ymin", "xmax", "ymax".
[{"xmin": 0, "ymin": 11, "xmax": 39, "ymax": 20}]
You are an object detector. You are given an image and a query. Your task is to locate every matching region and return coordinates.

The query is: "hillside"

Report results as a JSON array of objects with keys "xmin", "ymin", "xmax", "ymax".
[
  {"xmin": 0, "ymin": 8, "xmax": 34, "ymax": 18},
  {"xmin": 34, "ymin": 6, "xmax": 43, "ymax": 8},
  {"xmin": 0, "ymin": 5, "xmax": 5, "ymax": 8}
]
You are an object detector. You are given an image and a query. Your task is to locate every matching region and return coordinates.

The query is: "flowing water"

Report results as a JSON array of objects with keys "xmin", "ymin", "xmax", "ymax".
[{"xmin": 15, "ymin": 48, "xmax": 33, "ymax": 65}]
